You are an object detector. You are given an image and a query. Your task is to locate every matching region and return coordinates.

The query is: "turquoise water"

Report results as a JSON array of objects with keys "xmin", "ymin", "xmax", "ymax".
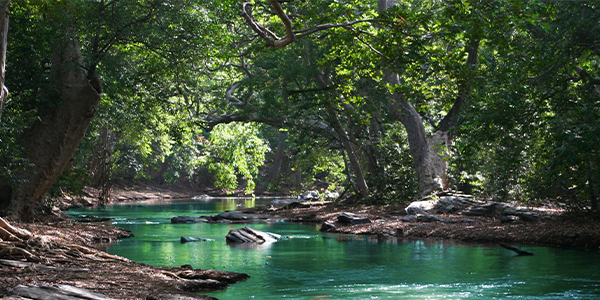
[{"xmin": 68, "ymin": 199, "xmax": 600, "ymax": 299}]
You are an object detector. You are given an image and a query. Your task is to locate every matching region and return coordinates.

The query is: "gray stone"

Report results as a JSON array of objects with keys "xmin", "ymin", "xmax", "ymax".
[
  {"xmin": 171, "ymin": 216, "xmax": 207, "ymax": 224},
  {"xmin": 434, "ymin": 196, "xmax": 476, "ymax": 214},
  {"xmin": 225, "ymin": 226, "xmax": 281, "ymax": 244},
  {"xmin": 180, "ymin": 236, "xmax": 215, "ymax": 243},
  {"xmin": 405, "ymin": 200, "xmax": 437, "ymax": 215},
  {"xmin": 320, "ymin": 221, "xmax": 337, "ymax": 232},
  {"xmin": 401, "ymin": 215, "xmax": 418, "ymax": 222},
  {"xmin": 298, "ymin": 191, "xmax": 320, "ymax": 201},
  {"xmin": 461, "ymin": 202, "xmax": 505, "ymax": 217},
  {"xmin": 416, "ymin": 214, "xmax": 443, "ymax": 222},
  {"xmin": 337, "ymin": 212, "xmax": 371, "ymax": 225}
]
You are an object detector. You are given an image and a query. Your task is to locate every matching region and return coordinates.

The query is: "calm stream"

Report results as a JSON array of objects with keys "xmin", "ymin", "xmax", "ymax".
[{"xmin": 67, "ymin": 198, "xmax": 600, "ymax": 299}]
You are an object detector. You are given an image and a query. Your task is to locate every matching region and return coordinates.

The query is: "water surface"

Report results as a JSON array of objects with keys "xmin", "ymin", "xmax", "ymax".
[{"xmin": 68, "ymin": 199, "xmax": 600, "ymax": 299}]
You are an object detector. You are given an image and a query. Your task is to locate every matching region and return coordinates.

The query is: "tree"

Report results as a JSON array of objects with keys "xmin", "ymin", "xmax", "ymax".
[
  {"xmin": 0, "ymin": 0, "xmax": 8, "ymax": 120},
  {"xmin": 0, "ymin": 0, "xmax": 209, "ymax": 220}
]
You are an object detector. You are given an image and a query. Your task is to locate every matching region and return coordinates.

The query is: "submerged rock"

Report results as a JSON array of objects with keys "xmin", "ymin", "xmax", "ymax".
[
  {"xmin": 192, "ymin": 194, "xmax": 213, "ymax": 201},
  {"xmin": 180, "ymin": 236, "xmax": 215, "ymax": 243},
  {"xmin": 171, "ymin": 216, "xmax": 207, "ymax": 224},
  {"xmin": 206, "ymin": 211, "xmax": 276, "ymax": 224}
]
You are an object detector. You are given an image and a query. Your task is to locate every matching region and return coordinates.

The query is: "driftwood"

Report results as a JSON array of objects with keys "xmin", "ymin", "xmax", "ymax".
[
  {"xmin": 7, "ymin": 284, "xmax": 115, "ymax": 300},
  {"xmin": 225, "ymin": 227, "xmax": 281, "ymax": 244},
  {"xmin": 499, "ymin": 242, "xmax": 535, "ymax": 256}
]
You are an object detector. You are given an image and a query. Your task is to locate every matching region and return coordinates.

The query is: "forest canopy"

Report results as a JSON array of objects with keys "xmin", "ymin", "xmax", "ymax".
[{"xmin": 0, "ymin": 0, "xmax": 598, "ymax": 220}]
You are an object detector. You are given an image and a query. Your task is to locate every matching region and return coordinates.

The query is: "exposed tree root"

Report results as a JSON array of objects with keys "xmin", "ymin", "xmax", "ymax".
[{"xmin": 0, "ymin": 217, "xmax": 126, "ymax": 265}]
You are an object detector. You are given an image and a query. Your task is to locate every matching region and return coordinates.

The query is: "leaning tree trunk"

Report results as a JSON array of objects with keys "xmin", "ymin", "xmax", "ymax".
[
  {"xmin": 379, "ymin": 0, "xmax": 479, "ymax": 198},
  {"xmin": 0, "ymin": 33, "xmax": 101, "ymax": 221},
  {"xmin": 387, "ymin": 85, "xmax": 449, "ymax": 197}
]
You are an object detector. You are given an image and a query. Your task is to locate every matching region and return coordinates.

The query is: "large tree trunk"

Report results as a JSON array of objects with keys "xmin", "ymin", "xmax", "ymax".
[
  {"xmin": 0, "ymin": 33, "xmax": 101, "ymax": 221},
  {"xmin": 379, "ymin": 0, "xmax": 478, "ymax": 198},
  {"xmin": 0, "ymin": 0, "xmax": 9, "ymax": 120},
  {"xmin": 262, "ymin": 130, "xmax": 286, "ymax": 187},
  {"xmin": 386, "ymin": 79, "xmax": 449, "ymax": 197}
]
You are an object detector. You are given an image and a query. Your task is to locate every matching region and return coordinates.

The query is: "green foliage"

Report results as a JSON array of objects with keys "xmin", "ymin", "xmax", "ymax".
[
  {"xmin": 3, "ymin": 0, "xmax": 599, "ymax": 215},
  {"xmin": 368, "ymin": 123, "xmax": 419, "ymax": 204},
  {"xmin": 49, "ymin": 167, "xmax": 93, "ymax": 197},
  {"xmin": 201, "ymin": 123, "xmax": 269, "ymax": 195}
]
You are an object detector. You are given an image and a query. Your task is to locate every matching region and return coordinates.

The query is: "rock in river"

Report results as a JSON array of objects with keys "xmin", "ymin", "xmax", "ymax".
[
  {"xmin": 225, "ymin": 227, "xmax": 281, "ymax": 244},
  {"xmin": 171, "ymin": 216, "xmax": 208, "ymax": 224},
  {"xmin": 180, "ymin": 236, "xmax": 215, "ymax": 243}
]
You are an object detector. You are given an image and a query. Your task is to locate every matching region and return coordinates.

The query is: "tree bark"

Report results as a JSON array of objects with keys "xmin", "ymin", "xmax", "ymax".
[
  {"xmin": 0, "ymin": 32, "xmax": 101, "ymax": 221},
  {"xmin": 262, "ymin": 130, "xmax": 286, "ymax": 187},
  {"xmin": 0, "ymin": 0, "xmax": 9, "ymax": 120}
]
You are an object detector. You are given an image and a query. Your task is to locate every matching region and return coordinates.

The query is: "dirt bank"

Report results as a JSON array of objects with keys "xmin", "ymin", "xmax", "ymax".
[{"xmin": 240, "ymin": 200, "xmax": 600, "ymax": 252}]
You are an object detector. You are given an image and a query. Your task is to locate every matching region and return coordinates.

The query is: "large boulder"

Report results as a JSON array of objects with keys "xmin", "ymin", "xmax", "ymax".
[
  {"xmin": 434, "ymin": 196, "xmax": 476, "ymax": 214},
  {"xmin": 405, "ymin": 194, "xmax": 477, "ymax": 215},
  {"xmin": 405, "ymin": 200, "xmax": 437, "ymax": 215}
]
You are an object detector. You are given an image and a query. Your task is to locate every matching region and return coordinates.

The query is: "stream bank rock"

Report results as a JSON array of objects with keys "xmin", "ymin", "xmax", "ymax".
[
  {"xmin": 337, "ymin": 212, "xmax": 371, "ymax": 225},
  {"xmin": 403, "ymin": 191, "xmax": 542, "ymax": 223},
  {"xmin": 225, "ymin": 227, "xmax": 281, "ymax": 244},
  {"xmin": 320, "ymin": 212, "xmax": 371, "ymax": 232}
]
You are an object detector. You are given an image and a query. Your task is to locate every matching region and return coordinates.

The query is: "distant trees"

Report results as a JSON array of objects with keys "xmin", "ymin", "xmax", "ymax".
[{"xmin": 0, "ymin": 0, "xmax": 598, "ymax": 220}]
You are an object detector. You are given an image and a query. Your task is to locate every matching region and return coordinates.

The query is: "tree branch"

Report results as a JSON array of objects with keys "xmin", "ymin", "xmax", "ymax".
[
  {"xmin": 241, "ymin": 1, "xmax": 376, "ymax": 47},
  {"xmin": 225, "ymin": 80, "xmax": 247, "ymax": 106}
]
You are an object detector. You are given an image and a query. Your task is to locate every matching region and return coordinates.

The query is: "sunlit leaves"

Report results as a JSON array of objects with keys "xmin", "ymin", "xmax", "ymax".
[{"xmin": 202, "ymin": 123, "xmax": 269, "ymax": 194}]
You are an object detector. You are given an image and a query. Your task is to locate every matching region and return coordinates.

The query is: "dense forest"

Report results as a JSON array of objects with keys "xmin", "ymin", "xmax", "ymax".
[{"xmin": 0, "ymin": 0, "xmax": 598, "ymax": 221}]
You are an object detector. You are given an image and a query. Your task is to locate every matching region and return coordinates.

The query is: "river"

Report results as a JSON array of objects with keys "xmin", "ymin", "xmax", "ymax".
[{"xmin": 67, "ymin": 198, "xmax": 600, "ymax": 299}]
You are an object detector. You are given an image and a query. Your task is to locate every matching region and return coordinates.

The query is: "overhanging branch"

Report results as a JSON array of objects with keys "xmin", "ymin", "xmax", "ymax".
[{"xmin": 241, "ymin": 1, "xmax": 377, "ymax": 47}]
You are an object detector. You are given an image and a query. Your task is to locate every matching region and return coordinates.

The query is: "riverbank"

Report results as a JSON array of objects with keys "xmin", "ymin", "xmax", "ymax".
[
  {"xmin": 239, "ymin": 199, "xmax": 600, "ymax": 251},
  {"xmin": 0, "ymin": 218, "xmax": 250, "ymax": 299},
  {"xmin": 2, "ymin": 183, "xmax": 599, "ymax": 299}
]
